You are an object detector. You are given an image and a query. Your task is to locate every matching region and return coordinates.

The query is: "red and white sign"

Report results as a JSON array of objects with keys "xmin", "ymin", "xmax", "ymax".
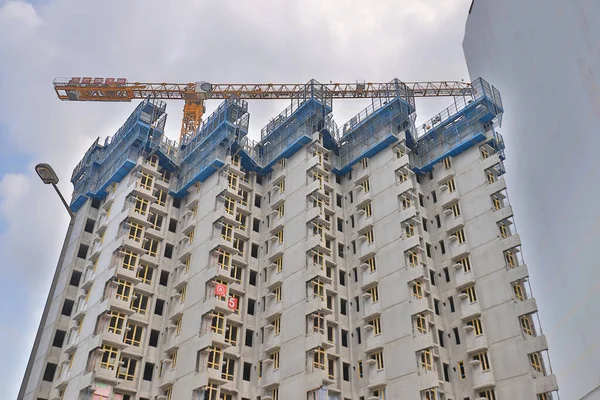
[
  {"xmin": 228, "ymin": 296, "xmax": 238, "ymax": 311},
  {"xmin": 215, "ymin": 283, "xmax": 227, "ymax": 297}
]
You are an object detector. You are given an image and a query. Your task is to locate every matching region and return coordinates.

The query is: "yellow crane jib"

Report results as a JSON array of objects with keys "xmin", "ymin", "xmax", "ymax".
[{"xmin": 53, "ymin": 77, "xmax": 473, "ymax": 143}]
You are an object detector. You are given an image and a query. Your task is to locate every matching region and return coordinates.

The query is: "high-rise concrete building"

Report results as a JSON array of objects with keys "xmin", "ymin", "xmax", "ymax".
[
  {"xmin": 463, "ymin": 2, "xmax": 599, "ymax": 399},
  {"xmin": 20, "ymin": 79, "xmax": 558, "ymax": 400}
]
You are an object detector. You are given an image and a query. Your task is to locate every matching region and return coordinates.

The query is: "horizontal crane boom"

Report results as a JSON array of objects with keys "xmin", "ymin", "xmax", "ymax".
[
  {"xmin": 53, "ymin": 78, "xmax": 473, "ymax": 101},
  {"xmin": 53, "ymin": 77, "xmax": 474, "ymax": 142}
]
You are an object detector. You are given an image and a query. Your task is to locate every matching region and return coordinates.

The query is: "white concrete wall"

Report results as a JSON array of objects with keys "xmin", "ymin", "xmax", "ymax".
[
  {"xmin": 25, "ymin": 121, "xmax": 555, "ymax": 400},
  {"xmin": 464, "ymin": 2, "xmax": 600, "ymax": 398}
]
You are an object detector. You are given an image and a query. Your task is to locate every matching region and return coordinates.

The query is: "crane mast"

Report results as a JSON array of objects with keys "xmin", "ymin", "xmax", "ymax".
[{"xmin": 53, "ymin": 77, "xmax": 473, "ymax": 143}]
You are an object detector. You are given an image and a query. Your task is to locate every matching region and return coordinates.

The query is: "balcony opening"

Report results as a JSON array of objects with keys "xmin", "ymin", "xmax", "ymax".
[
  {"xmin": 149, "ymin": 329, "xmax": 159, "ymax": 347},
  {"xmin": 70, "ymin": 270, "xmax": 82, "ymax": 287},
  {"xmin": 61, "ymin": 299, "xmax": 74, "ymax": 316},
  {"xmin": 84, "ymin": 218, "xmax": 96, "ymax": 233},
  {"xmin": 154, "ymin": 298, "xmax": 165, "ymax": 316},
  {"xmin": 143, "ymin": 362, "xmax": 154, "ymax": 381},
  {"xmin": 159, "ymin": 270, "xmax": 169, "ymax": 286},
  {"xmin": 77, "ymin": 244, "xmax": 89, "ymax": 259},
  {"xmin": 164, "ymin": 243, "xmax": 174, "ymax": 259},
  {"xmin": 245, "ymin": 329, "xmax": 254, "ymax": 347},
  {"xmin": 42, "ymin": 362, "xmax": 57, "ymax": 382},
  {"xmin": 52, "ymin": 329, "xmax": 66, "ymax": 348}
]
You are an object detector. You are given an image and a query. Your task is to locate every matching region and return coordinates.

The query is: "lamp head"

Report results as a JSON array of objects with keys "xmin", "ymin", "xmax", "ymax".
[{"xmin": 35, "ymin": 163, "xmax": 60, "ymax": 185}]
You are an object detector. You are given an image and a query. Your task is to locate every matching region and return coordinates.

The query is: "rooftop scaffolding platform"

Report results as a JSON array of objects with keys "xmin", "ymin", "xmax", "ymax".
[
  {"xmin": 171, "ymin": 97, "xmax": 249, "ymax": 198},
  {"xmin": 180, "ymin": 97, "xmax": 248, "ymax": 157},
  {"xmin": 260, "ymin": 80, "xmax": 333, "ymax": 140},
  {"xmin": 257, "ymin": 99, "xmax": 330, "ymax": 172},
  {"xmin": 409, "ymin": 78, "xmax": 503, "ymax": 174},
  {"xmin": 256, "ymin": 80, "xmax": 333, "ymax": 172},
  {"xmin": 69, "ymin": 77, "xmax": 504, "ymax": 212},
  {"xmin": 333, "ymin": 79, "xmax": 415, "ymax": 174},
  {"xmin": 70, "ymin": 98, "xmax": 168, "ymax": 212}
]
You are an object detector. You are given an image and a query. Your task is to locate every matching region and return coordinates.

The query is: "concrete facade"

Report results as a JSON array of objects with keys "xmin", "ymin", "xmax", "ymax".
[
  {"xmin": 463, "ymin": 2, "xmax": 600, "ymax": 399},
  {"xmin": 21, "ymin": 91, "xmax": 557, "ymax": 400}
]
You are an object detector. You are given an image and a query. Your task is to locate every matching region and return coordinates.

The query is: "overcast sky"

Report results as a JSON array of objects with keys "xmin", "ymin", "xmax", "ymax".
[{"xmin": 0, "ymin": 0, "xmax": 472, "ymax": 397}]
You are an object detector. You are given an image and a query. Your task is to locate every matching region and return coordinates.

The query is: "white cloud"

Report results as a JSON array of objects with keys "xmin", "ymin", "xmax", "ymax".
[
  {"xmin": 0, "ymin": 0, "xmax": 472, "ymax": 397},
  {"xmin": 0, "ymin": 0, "xmax": 42, "ymax": 28}
]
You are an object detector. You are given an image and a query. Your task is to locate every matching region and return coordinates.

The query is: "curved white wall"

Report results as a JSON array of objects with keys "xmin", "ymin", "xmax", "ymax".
[{"xmin": 464, "ymin": 2, "xmax": 600, "ymax": 399}]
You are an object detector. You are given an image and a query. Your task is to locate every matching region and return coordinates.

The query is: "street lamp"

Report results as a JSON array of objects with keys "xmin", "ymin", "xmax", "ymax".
[{"xmin": 35, "ymin": 163, "xmax": 74, "ymax": 218}]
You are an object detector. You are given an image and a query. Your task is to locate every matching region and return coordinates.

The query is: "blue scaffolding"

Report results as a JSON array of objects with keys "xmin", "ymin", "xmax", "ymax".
[
  {"xmin": 170, "ymin": 97, "xmax": 249, "ymax": 198},
  {"xmin": 70, "ymin": 139, "xmax": 103, "ymax": 212},
  {"xmin": 70, "ymin": 98, "xmax": 171, "ymax": 212},
  {"xmin": 255, "ymin": 80, "xmax": 333, "ymax": 172},
  {"xmin": 69, "ymin": 78, "xmax": 504, "ymax": 212},
  {"xmin": 409, "ymin": 78, "xmax": 504, "ymax": 174},
  {"xmin": 333, "ymin": 81, "xmax": 415, "ymax": 174}
]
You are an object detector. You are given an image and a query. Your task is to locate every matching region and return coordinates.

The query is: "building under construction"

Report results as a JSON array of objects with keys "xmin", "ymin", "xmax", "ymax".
[{"xmin": 20, "ymin": 77, "xmax": 558, "ymax": 400}]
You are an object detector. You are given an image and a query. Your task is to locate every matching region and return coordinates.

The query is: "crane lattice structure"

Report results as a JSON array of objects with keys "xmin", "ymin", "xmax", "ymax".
[{"xmin": 53, "ymin": 77, "xmax": 474, "ymax": 143}]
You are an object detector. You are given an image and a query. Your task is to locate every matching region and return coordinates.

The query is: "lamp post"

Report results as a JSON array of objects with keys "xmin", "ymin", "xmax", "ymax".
[{"xmin": 18, "ymin": 164, "xmax": 76, "ymax": 400}]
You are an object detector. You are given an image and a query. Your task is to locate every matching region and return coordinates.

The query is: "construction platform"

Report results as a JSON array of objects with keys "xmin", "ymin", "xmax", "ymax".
[{"xmin": 69, "ymin": 78, "xmax": 503, "ymax": 212}]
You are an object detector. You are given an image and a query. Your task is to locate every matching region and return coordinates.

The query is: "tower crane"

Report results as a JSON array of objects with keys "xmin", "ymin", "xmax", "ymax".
[{"xmin": 53, "ymin": 77, "xmax": 473, "ymax": 143}]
